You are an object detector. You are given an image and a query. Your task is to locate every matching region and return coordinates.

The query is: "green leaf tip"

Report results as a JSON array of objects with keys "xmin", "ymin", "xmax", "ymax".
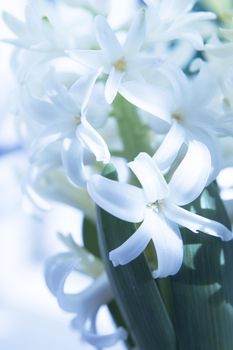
[{"xmin": 102, "ymin": 163, "xmax": 118, "ymax": 180}]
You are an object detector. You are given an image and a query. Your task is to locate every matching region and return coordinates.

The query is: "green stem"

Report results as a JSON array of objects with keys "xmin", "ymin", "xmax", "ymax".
[{"xmin": 112, "ymin": 95, "xmax": 153, "ymax": 161}]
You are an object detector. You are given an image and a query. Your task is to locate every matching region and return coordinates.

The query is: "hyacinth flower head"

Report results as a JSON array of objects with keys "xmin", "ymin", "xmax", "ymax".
[
  {"xmin": 121, "ymin": 64, "xmax": 233, "ymax": 183},
  {"xmin": 23, "ymin": 69, "xmax": 110, "ymax": 187},
  {"xmin": 67, "ymin": 8, "xmax": 162, "ymax": 104},
  {"xmin": 205, "ymin": 19, "xmax": 233, "ymax": 59},
  {"xmin": 2, "ymin": 2, "xmax": 68, "ymax": 53},
  {"xmin": 144, "ymin": 0, "xmax": 216, "ymax": 49},
  {"xmin": 87, "ymin": 149, "xmax": 233, "ymax": 278}
]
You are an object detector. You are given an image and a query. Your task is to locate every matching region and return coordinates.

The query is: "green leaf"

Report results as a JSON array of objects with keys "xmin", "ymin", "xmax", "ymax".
[
  {"xmin": 96, "ymin": 164, "xmax": 177, "ymax": 350},
  {"xmin": 170, "ymin": 183, "xmax": 233, "ymax": 350},
  {"xmin": 82, "ymin": 216, "xmax": 101, "ymax": 259},
  {"xmin": 112, "ymin": 95, "xmax": 153, "ymax": 161}
]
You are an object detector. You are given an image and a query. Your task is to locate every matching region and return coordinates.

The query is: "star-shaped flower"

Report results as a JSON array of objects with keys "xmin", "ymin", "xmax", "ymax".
[
  {"xmin": 121, "ymin": 65, "xmax": 233, "ymax": 183},
  {"xmin": 87, "ymin": 151, "xmax": 232, "ymax": 278},
  {"xmin": 144, "ymin": 0, "xmax": 216, "ymax": 49},
  {"xmin": 67, "ymin": 9, "xmax": 161, "ymax": 103},
  {"xmin": 23, "ymin": 69, "xmax": 110, "ymax": 187},
  {"xmin": 3, "ymin": 2, "xmax": 65, "ymax": 53}
]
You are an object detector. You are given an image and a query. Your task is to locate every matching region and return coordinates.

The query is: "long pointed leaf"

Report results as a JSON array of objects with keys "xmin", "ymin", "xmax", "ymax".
[{"xmin": 170, "ymin": 183, "xmax": 233, "ymax": 350}]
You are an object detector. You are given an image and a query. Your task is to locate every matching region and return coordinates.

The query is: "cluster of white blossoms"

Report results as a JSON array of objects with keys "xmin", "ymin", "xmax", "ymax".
[
  {"xmin": 45, "ymin": 234, "xmax": 127, "ymax": 347},
  {"xmin": 3, "ymin": 0, "xmax": 233, "ymax": 348}
]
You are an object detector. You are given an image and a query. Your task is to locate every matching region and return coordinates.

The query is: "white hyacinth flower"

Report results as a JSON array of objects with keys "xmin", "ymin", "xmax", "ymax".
[
  {"xmin": 121, "ymin": 65, "xmax": 233, "ymax": 182},
  {"xmin": 205, "ymin": 21, "xmax": 233, "ymax": 59},
  {"xmin": 25, "ymin": 144, "xmax": 95, "ymax": 219},
  {"xmin": 144, "ymin": 0, "xmax": 216, "ymax": 49},
  {"xmin": 45, "ymin": 238, "xmax": 127, "ymax": 348},
  {"xmin": 2, "ymin": 2, "xmax": 67, "ymax": 53},
  {"xmin": 205, "ymin": 25, "xmax": 233, "ymax": 114},
  {"xmin": 24, "ymin": 69, "xmax": 110, "ymax": 187},
  {"xmin": 87, "ymin": 152, "xmax": 233, "ymax": 278},
  {"xmin": 67, "ymin": 9, "xmax": 162, "ymax": 103}
]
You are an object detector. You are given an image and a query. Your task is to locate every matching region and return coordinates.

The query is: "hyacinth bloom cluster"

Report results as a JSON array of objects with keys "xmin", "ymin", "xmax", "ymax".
[
  {"xmin": 2, "ymin": 0, "xmax": 233, "ymax": 348},
  {"xmin": 45, "ymin": 234, "xmax": 127, "ymax": 347}
]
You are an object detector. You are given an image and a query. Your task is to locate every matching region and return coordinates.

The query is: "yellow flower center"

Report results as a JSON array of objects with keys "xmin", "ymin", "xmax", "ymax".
[
  {"xmin": 42, "ymin": 16, "xmax": 50, "ymax": 23},
  {"xmin": 172, "ymin": 112, "xmax": 184, "ymax": 123},
  {"xmin": 74, "ymin": 114, "xmax": 81, "ymax": 125},
  {"xmin": 147, "ymin": 200, "xmax": 164, "ymax": 213},
  {"xmin": 223, "ymin": 97, "xmax": 231, "ymax": 108},
  {"xmin": 113, "ymin": 57, "xmax": 127, "ymax": 72}
]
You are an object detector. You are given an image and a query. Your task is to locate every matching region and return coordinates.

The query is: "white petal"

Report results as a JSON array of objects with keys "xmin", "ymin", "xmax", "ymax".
[
  {"xmin": 66, "ymin": 49, "xmax": 104, "ymax": 70},
  {"xmin": 172, "ymin": 0, "xmax": 195, "ymax": 14},
  {"xmin": 190, "ymin": 64, "xmax": 218, "ymax": 106},
  {"xmin": 109, "ymin": 217, "xmax": 152, "ymax": 266},
  {"xmin": 205, "ymin": 43, "xmax": 233, "ymax": 58},
  {"xmin": 190, "ymin": 127, "xmax": 222, "ymax": 185},
  {"xmin": 45, "ymin": 253, "xmax": 78, "ymax": 296},
  {"xmin": 150, "ymin": 211, "xmax": 183, "ymax": 278},
  {"xmin": 109, "ymin": 204, "xmax": 183, "ymax": 277},
  {"xmin": 168, "ymin": 139, "xmax": 211, "ymax": 206},
  {"xmin": 69, "ymin": 69, "xmax": 102, "ymax": 114},
  {"xmin": 57, "ymin": 272, "xmax": 112, "ymax": 315},
  {"xmin": 123, "ymin": 9, "xmax": 145, "ymax": 57},
  {"xmin": 82, "ymin": 327, "xmax": 127, "ymax": 348},
  {"xmin": 153, "ymin": 122, "xmax": 185, "ymax": 173},
  {"xmin": 44, "ymin": 69, "xmax": 77, "ymax": 114},
  {"xmin": 87, "ymin": 175, "xmax": 146, "ymax": 223},
  {"xmin": 158, "ymin": 65, "xmax": 188, "ymax": 103},
  {"xmin": 159, "ymin": 0, "xmax": 195, "ymax": 17},
  {"xmin": 77, "ymin": 118, "xmax": 110, "ymax": 163},
  {"xmin": 2, "ymin": 11, "xmax": 24, "ymax": 35},
  {"xmin": 70, "ymin": 274, "xmax": 127, "ymax": 349},
  {"xmin": 214, "ymin": 116, "xmax": 233, "ymax": 138},
  {"xmin": 25, "ymin": 3, "xmax": 41, "ymax": 34},
  {"xmin": 220, "ymin": 28, "xmax": 233, "ymax": 41},
  {"xmin": 174, "ymin": 12, "xmax": 216, "ymax": 29},
  {"xmin": 164, "ymin": 204, "xmax": 233, "ymax": 241},
  {"xmin": 62, "ymin": 138, "xmax": 87, "ymax": 188},
  {"xmin": 23, "ymin": 93, "xmax": 68, "ymax": 125},
  {"xmin": 105, "ymin": 67, "xmax": 124, "ymax": 104},
  {"xmin": 30, "ymin": 122, "xmax": 73, "ymax": 162},
  {"xmin": 128, "ymin": 152, "xmax": 169, "ymax": 203},
  {"xmin": 94, "ymin": 15, "xmax": 123, "ymax": 61},
  {"xmin": 119, "ymin": 81, "xmax": 172, "ymax": 123},
  {"xmin": 129, "ymin": 56, "xmax": 163, "ymax": 71},
  {"xmin": 1, "ymin": 38, "xmax": 26, "ymax": 48},
  {"xmin": 85, "ymin": 81, "xmax": 109, "ymax": 128},
  {"xmin": 178, "ymin": 31, "xmax": 204, "ymax": 50}
]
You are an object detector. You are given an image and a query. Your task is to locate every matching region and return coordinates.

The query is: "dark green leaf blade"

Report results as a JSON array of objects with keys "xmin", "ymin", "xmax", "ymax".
[
  {"xmin": 83, "ymin": 216, "xmax": 101, "ymax": 258},
  {"xmin": 170, "ymin": 183, "xmax": 233, "ymax": 350}
]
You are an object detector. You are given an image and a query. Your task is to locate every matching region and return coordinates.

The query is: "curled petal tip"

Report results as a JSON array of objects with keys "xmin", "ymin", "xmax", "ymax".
[
  {"xmin": 109, "ymin": 252, "xmax": 119, "ymax": 267},
  {"xmin": 152, "ymin": 270, "xmax": 159, "ymax": 279},
  {"xmin": 222, "ymin": 230, "xmax": 233, "ymax": 242}
]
